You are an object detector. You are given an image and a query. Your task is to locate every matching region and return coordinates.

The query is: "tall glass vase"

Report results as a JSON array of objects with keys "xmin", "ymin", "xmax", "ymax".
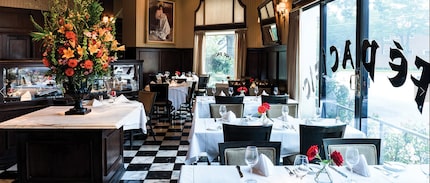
[
  {"xmin": 260, "ymin": 112, "xmax": 270, "ymax": 126},
  {"xmin": 314, "ymin": 163, "xmax": 333, "ymax": 183},
  {"xmin": 63, "ymin": 78, "xmax": 92, "ymax": 115}
]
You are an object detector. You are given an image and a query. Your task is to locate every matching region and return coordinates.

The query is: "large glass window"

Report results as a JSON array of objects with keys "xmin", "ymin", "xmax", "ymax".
[
  {"xmin": 366, "ymin": 0, "xmax": 429, "ymax": 163},
  {"xmin": 203, "ymin": 31, "xmax": 236, "ymax": 87}
]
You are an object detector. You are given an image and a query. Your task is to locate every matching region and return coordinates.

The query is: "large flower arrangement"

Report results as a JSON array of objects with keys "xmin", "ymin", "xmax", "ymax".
[{"xmin": 30, "ymin": 0, "xmax": 125, "ymax": 89}]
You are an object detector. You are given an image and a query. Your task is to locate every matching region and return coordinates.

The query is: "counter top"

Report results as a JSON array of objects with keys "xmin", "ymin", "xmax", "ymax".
[{"xmin": 0, "ymin": 101, "xmax": 143, "ymax": 129}]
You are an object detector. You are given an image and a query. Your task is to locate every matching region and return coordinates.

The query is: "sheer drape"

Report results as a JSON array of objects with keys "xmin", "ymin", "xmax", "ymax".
[
  {"xmin": 235, "ymin": 29, "xmax": 247, "ymax": 79},
  {"xmin": 287, "ymin": 10, "xmax": 300, "ymax": 99},
  {"xmin": 193, "ymin": 31, "xmax": 205, "ymax": 75}
]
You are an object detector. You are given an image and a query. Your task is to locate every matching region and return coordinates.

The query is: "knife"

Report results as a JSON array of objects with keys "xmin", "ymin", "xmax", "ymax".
[
  {"xmin": 236, "ymin": 165, "xmax": 244, "ymax": 178},
  {"xmin": 329, "ymin": 166, "xmax": 348, "ymax": 178}
]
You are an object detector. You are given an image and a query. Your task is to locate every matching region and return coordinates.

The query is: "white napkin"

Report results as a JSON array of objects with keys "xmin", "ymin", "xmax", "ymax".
[
  {"xmin": 347, "ymin": 154, "xmax": 371, "ymax": 177},
  {"xmin": 114, "ymin": 94, "xmax": 130, "ymax": 103},
  {"xmin": 261, "ymin": 90, "xmax": 269, "ymax": 96},
  {"xmin": 92, "ymin": 99, "xmax": 103, "ymax": 107},
  {"xmin": 222, "ymin": 111, "xmax": 236, "ymax": 122},
  {"xmin": 252, "ymin": 154, "xmax": 275, "ymax": 177},
  {"xmin": 219, "ymin": 91, "xmax": 226, "ymax": 96},
  {"xmin": 20, "ymin": 91, "xmax": 32, "ymax": 101}
]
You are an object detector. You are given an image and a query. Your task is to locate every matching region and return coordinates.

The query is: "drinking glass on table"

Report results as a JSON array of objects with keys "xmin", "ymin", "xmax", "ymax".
[
  {"xmin": 345, "ymin": 147, "xmax": 360, "ymax": 183},
  {"xmin": 281, "ymin": 105, "xmax": 289, "ymax": 128},
  {"xmin": 245, "ymin": 146, "xmax": 259, "ymax": 182},
  {"xmin": 273, "ymin": 86, "xmax": 279, "ymax": 95},
  {"xmin": 293, "ymin": 155, "xmax": 309, "ymax": 181},
  {"xmin": 219, "ymin": 104, "xmax": 227, "ymax": 122},
  {"xmin": 211, "ymin": 87, "xmax": 216, "ymax": 96},
  {"xmin": 228, "ymin": 87, "xmax": 234, "ymax": 96}
]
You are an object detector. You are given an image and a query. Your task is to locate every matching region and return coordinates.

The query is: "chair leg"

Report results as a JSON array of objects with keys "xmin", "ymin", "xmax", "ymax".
[
  {"xmin": 147, "ymin": 120, "xmax": 157, "ymax": 141},
  {"xmin": 129, "ymin": 130, "xmax": 133, "ymax": 146}
]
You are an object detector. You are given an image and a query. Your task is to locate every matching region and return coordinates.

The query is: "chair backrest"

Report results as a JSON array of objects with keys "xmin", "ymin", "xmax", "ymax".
[
  {"xmin": 323, "ymin": 138, "xmax": 381, "ymax": 165},
  {"xmin": 138, "ymin": 91, "xmax": 157, "ymax": 116},
  {"xmin": 261, "ymin": 95, "xmax": 288, "ymax": 104},
  {"xmin": 209, "ymin": 103, "xmax": 244, "ymax": 118},
  {"xmin": 149, "ymin": 83, "xmax": 169, "ymax": 102},
  {"xmin": 218, "ymin": 141, "xmax": 281, "ymax": 165},
  {"xmin": 299, "ymin": 124, "xmax": 346, "ymax": 158},
  {"xmin": 222, "ymin": 123, "xmax": 272, "ymax": 142},
  {"xmin": 186, "ymin": 82, "xmax": 197, "ymax": 104},
  {"xmin": 266, "ymin": 104, "xmax": 290, "ymax": 118},
  {"xmin": 215, "ymin": 96, "xmax": 244, "ymax": 104},
  {"xmin": 197, "ymin": 74, "xmax": 210, "ymax": 89}
]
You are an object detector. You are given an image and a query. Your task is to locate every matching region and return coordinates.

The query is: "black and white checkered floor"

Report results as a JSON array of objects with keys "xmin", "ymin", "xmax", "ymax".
[{"xmin": 0, "ymin": 117, "xmax": 193, "ymax": 183}]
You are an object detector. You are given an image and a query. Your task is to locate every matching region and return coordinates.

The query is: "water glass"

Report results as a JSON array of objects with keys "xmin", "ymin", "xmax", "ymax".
[
  {"xmin": 219, "ymin": 105, "xmax": 227, "ymax": 121},
  {"xmin": 293, "ymin": 155, "xmax": 309, "ymax": 180},
  {"xmin": 211, "ymin": 87, "xmax": 216, "ymax": 96},
  {"xmin": 228, "ymin": 87, "xmax": 234, "ymax": 96},
  {"xmin": 245, "ymin": 146, "xmax": 259, "ymax": 179},
  {"xmin": 254, "ymin": 86, "xmax": 259, "ymax": 96},
  {"xmin": 345, "ymin": 147, "xmax": 360, "ymax": 182},
  {"xmin": 273, "ymin": 87, "xmax": 279, "ymax": 95}
]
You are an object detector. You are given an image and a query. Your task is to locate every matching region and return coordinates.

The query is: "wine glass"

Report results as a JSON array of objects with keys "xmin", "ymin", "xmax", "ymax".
[
  {"xmin": 228, "ymin": 87, "xmax": 234, "ymax": 96},
  {"xmin": 293, "ymin": 155, "xmax": 309, "ymax": 180},
  {"xmin": 421, "ymin": 153, "xmax": 430, "ymax": 180},
  {"xmin": 219, "ymin": 104, "xmax": 227, "ymax": 122},
  {"xmin": 244, "ymin": 146, "xmax": 259, "ymax": 181},
  {"xmin": 211, "ymin": 87, "xmax": 216, "ymax": 96},
  {"xmin": 273, "ymin": 87, "xmax": 279, "ymax": 95},
  {"xmin": 254, "ymin": 86, "xmax": 259, "ymax": 97},
  {"xmin": 345, "ymin": 147, "xmax": 360, "ymax": 183},
  {"xmin": 281, "ymin": 105, "xmax": 289, "ymax": 129}
]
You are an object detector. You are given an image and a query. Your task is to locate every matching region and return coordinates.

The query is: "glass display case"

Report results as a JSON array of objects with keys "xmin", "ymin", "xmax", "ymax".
[{"xmin": 0, "ymin": 60, "xmax": 144, "ymax": 103}]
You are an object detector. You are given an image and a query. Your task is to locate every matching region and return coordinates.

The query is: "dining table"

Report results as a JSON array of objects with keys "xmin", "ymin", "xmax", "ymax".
[
  {"xmin": 179, "ymin": 164, "xmax": 428, "ymax": 183},
  {"xmin": 185, "ymin": 116, "xmax": 366, "ymax": 165}
]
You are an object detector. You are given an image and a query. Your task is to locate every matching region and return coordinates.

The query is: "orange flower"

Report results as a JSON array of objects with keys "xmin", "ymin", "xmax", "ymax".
[
  {"xmin": 67, "ymin": 59, "xmax": 78, "ymax": 68},
  {"xmin": 83, "ymin": 60, "xmax": 93, "ymax": 69},
  {"xmin": 88, "ymin": 42, "xmax": 99, "ymax": 54},
  {"xmin": 76, "ymin": 45, "xmax": 84, "ymax": 58},
  {"xmin": 62, "ymin": 47, "xmax": 74, "ymax": 59},
  {"xmin": 42, "ymin": 57, "xmax": 50, "ymax": 67},
  {"xmin": 64, "ymin": 23, "xmax": 73, "ymax": 31},
  {"xmin": 65, "ymin": 68, "xmax": 75, "ymax": 76},
  {"xmin": 65, "ymin": 31, "xmax": 76, "ymax": 40}
]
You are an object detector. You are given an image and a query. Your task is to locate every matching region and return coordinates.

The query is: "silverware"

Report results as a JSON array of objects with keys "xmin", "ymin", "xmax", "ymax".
[
  {"xmin": 374, "ymin": 166, "xmax": 400, "ymax": 178},
  {"xmin": 284, "ymin": 167, "xmax": 295, "ymax": 176},
  {"xmin": 329, "ymin": 165, "xmax": 348, "ymax": 178},
  {"xmin": 236, "ymin": 165, "xmax": 244, "ymax": 178}
]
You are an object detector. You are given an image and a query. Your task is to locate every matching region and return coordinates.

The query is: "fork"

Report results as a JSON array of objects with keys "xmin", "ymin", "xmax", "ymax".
[{"xmin": 374, "ymin": 166, "xmax": 399, "ymax": 178}]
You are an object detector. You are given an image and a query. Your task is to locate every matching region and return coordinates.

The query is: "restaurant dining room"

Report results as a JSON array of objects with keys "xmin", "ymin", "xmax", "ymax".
[{"xmin": 0, "ymin": 0, "xmax": 428, "ymax": 182}]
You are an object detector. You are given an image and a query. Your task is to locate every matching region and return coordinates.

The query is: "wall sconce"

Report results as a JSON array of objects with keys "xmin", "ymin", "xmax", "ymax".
[{"xmin": 277, "ymin": 1, "xmax": 287, "ymax": 17}]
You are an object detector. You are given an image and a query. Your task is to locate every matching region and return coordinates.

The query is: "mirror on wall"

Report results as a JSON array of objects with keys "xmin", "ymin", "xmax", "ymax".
[{"xmin": 258, "ymin": 0, "xmax": 281, "ymax": 46}]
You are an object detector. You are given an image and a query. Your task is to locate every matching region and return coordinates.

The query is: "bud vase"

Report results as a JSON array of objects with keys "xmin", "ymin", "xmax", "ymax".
[
  {"xmin": 260, "ymin": 112, "xmax": 270, "ymax": 125},
  {"xmin": 239, "ymin": 90, "xmax": 245, "ymax": 96},
  {"xmin": 314, "ymin": 163, "xmax": 333, "ymax": 183}
]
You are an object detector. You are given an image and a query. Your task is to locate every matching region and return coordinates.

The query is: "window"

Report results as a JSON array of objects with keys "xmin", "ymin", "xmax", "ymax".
[{"xmin": 202, "ymin": 31, "xmax": 236, "ymax": 87}]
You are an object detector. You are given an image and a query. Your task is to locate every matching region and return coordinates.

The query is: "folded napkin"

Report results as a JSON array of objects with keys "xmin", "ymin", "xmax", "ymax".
[
  {"xmin": 252, "ymin": 154, "xmax": 275, "ymax": 177},
  {"xmin": 222, "ymin": 111, "xmax": 236, "ymax": 122},
  {"xmin": 261, "ymin": 90, "xmax": 269, "ymax": 96},
  {"xmin": 87, "ymin": 99, "xmax": 103, "ymax": 107},
  {"xmin": 347, "ymin": 154, "xmax": 371, "ymax": 177},
  {"xmin": 20, "ymin": 91, "xmax": 32, "ymax": 101},
  {"xmin": 219, "ymin": 91, "xmax": 226, "ymax": 96},
  {"xmin": 114, "ymin": 94, "xmax": 130, "ymax": 103}
]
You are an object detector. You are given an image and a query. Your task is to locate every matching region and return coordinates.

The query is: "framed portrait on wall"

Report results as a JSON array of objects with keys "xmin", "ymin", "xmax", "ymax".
[{"xmin": 147, "ymin": 0, "xmax": 175, "ymax": 44}]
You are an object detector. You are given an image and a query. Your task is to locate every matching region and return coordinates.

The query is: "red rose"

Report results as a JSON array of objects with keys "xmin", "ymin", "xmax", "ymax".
[
  {"xmin": 258, "ymin": 105, "xmax": 267, "ymax": 114},
  {"xmin": 262, "ymin": 102, "xmax": 271, "ymax": 110},
  {"xmin": 307, "ymin": 145, "xmax": 319, "ymax": 161},
  {"xmin": 65, "ymin": 68, "xmax": 74, "ymax": 76},
  {"xmin": 330, "ymin": 150, "xmax": 343, "ymax": 166}
]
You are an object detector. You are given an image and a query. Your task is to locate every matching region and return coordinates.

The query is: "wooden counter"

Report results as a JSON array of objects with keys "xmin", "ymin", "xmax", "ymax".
[{"xmin": 0, "ymin": 105, "xmax": 142, "ymax": 183}]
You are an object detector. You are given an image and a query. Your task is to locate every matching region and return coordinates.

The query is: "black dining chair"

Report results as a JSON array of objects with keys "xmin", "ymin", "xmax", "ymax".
[
  {"xmin": 149, "ymin": 83, "xmax": 173, "ymax": 122},
  {"xmin": 222, "ymin": 123, "xmax": 272, "ymax": 142},
  {"xmin": 323, "ymin": 138, "xmax": 381, "ymax": 165},
  {"xmin": 283, "ymin": 124, "xmax": 346, "ymax": 165},
  {"xmin": 218, "ymin": 141, "xmax": 281, "ymax": 165},
  {"xmin": 195, "ymin": 74, "xmax": 210, "ymax": 96},
  {"xmin": 215, "ymin": 96, "xmax": 244, "ymax": 104},
  {"xmin": 177, "ymin": 81, "xmax": 197, "ymax": 119},
  {"xmin": 136, "ymin": 91, "xmax": 157, "ymax": 141},
  {"xmin": 261, "ymin": 95, "xmax": 288, "ymax": 104}
]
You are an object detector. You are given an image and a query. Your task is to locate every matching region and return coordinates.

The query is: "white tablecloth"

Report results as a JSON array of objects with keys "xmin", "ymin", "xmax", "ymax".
[
  {"xmin": 179, "ymin": 165, "xmax": 428, "ymax": 183},
  {"xmin": 169, "ymin": 85, "xmax": 189, "ymax": 111},
  {"xmin": 185, "ymin": 117, "xmax": 366, "ymax": 164},
  {"xmin": 0, "ymin": 100, "xmax": 147, "ymax": 133}
]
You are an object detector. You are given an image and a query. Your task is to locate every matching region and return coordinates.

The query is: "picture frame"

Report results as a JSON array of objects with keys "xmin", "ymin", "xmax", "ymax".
[{"xmin": 147, "ymin": 0, "xmax": 175, "ymax": 44}]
